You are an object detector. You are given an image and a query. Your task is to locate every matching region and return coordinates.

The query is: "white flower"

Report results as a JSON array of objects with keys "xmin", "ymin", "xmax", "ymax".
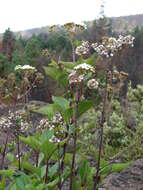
[
  {"xmin": 87, "ymin": 79, "xmax": 99, "ymax": 89},
  {"xmin": 15, "ymin": 65, "xmax": 36, "ymax": 71},
  {"xmin": 92, "ymin": 35, "xmax": 135, "ymax": 58},
  {"xmin": 68, "ymin": 71, "xmax": 84, "ymax": 84},
  {"xmin": 76, "ymin": 41, "xmax": 90, "ymax": 56},
  {"xmin": 74, "ymin": 63, "xmax": 95, "ymax": 73},
  {"xmin": 15, "ymin": 65, "xmax": 22, "ymax": 71}
]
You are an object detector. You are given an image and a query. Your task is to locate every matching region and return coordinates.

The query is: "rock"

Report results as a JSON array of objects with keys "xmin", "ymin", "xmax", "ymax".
[{"xmin": 102, "ymin": 159, "xmax": 143, "ymax": 190}]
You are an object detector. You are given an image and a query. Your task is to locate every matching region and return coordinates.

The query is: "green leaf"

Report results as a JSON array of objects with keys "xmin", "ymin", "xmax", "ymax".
[
  {"xmin": 41, "ymin": 140, "xmax": 57, "ymax": 160},
  {"xmin": 79, "ymin": 160, "xmax": 90, "ymax": 185},
  {"xmin": 19, "ymin": 136, "xmax": 41, "ymax": 152},
  {"xmin": 100, "ymin": 165, "xmax": 111, "ymax": 176},
  {"xmin": 59, "ymin": 61, "xmax": 75, "ymax": 69},
  {"xmin": 7, "ymin": 153, "xmax": 14, "ymax": 162},
  {"xmin": 34, "ymin": 104, "xmax": 55, "ymax": 119},
  {"xmin": 78, "ymin": 100, "xmax": 94, "ymax": 118},
  {"xmin": 0, "ymin": 176, "xmax": 5, "ymax": 190},
  {"xmin": 62, "ymin": 100, "xmax": 94, "ymax": 123},
  {"xmin": 52, "ymin": 96, "xmax": 70, "ymax": 111},
  {"xmin": 38, "ymin": 153, "xmax": 44, "ymax": 167},
  {"xmin": 21, "ymin": 161, "xmax": 41, "ymax": 176},
  {"xmin": 12, "ymin": 161, "xmax": 40, "ymax": 176},
  {"xmin": 40, "ymin": 130, "xmax": 54, "ymax": 143},
  {"xmin": 64, "ymin": 153, "xmax": 73, "ymax": 165},
  {"xmin": 40, "ymin": 165, "xmax": 46, "ymax": 178},
  {"xmin": 112, "ymin": 162, "xmax": 130, "ymax": 173},
  {"xmin": 0, "ymin": 169, "xmax": 14, "ymax": 177},
  {"xmin": 62, "ymin": 108, "xmax": 73, "ymax": 123},
  {"xmin": 44, "ymin": 66, "xmax": 68, "ymax": 87},
  {"xmin": 15, "ymin": 174, "xmax": 30, "ymax": 190},
  {"xmin": 73, "ymin": 175, "xmax": 81, "ymax": 190},
  {"xmin": 48, "ymin": 163, "xmax": 59, "ymax": 177},
  {"xmin": 47, "ymin": 177, "xmax": 59, "ymax": 189}
]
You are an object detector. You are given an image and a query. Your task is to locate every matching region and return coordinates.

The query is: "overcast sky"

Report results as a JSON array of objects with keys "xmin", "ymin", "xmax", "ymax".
[{"xmin": 0, "ymin": 0, "xmax": 143, "ymax": 33}]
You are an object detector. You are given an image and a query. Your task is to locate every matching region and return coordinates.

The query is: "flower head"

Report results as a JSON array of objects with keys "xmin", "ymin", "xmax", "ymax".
[
  {"xmin": 74, "ymin": 63, "xmax": 95, "ymax": 73},
  {"xmin": 87, "ymin": 79, "xmax": 99, "ymax": 89},
  {"xmin": 15, "ymin": 65, "xmax": 36, "ymax": 71},
  {"xmin": 76, "ymin": 41, "xmax": 90, "ymax": 56}
]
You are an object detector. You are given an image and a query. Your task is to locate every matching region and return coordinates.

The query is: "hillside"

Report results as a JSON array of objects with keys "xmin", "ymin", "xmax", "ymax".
[
  {"xmin": 111, "ymin": 14, "xmax": 143, "ymax": 33},
  {"xmin": 0, "ymin": 13, "xmax": 142, "ymax": 39}
]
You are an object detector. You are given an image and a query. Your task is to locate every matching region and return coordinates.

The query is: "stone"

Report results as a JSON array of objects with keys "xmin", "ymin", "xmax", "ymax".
[{"xmin": 101, "ymin": 159, "xmax": 143, "ymax": 190}]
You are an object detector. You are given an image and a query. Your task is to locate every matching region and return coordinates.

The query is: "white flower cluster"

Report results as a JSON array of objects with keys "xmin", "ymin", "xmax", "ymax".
[
  {"xmin": 0, "ymin": 110, "xmax": 29, "ymax": 133},
  {"xmin": 75, "ymin": 41, "xmax": 90, "ymax": 56},
  {"xmin": 52, "ymin": 113, "xmax": 63, "ymax": 125},
  {"xmin": 15, "ymin": 65, "xmax": 36, "ymax": 71},
  {"xmin": 68, "ymin": 63, "xmax": 95, "ymax": 85},
  {"xmin": 38, "ymin": 113, "xmax": 64, "ymax": 143},
  {"xmin": 38, "ymin": 113, "xmax": 63, "ymax": 131},
  {"xmin": 91, "ymin": 35, "xmax": 135, "ymax": 58},
  {"xmin": 68, "ymin": 71, "xmax": 84, "ymax": 85},
  {"xmin": 74, "ymin": 63, "xmax": 95, "ymax": 73},
  {"xmin": 87, "ymin": 79, "xmax": 99, "ymax": 89}
]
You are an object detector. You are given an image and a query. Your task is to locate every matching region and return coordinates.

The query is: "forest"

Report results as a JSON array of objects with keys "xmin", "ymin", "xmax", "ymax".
[{"xmin": 0, "ymin": 16, "xmax": 143, "ymax": 190}]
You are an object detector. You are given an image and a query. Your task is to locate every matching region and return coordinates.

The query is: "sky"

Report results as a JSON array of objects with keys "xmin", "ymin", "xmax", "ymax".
[{"xmin": 0, "ymin": 0, "xmax": 143, "ymax": 33}]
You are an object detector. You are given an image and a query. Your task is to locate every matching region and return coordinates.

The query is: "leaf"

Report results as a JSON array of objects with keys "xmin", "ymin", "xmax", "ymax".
[
  {"xmin": 40, "ymin": 165, "xmax": 46, "ymax": 178},
  {"xmin": 59, "ymin": 61, "xmax": 75, "ymax": 69},
  {"xmin": 100, "ymin": 165, "xmax": 111, "ymax": 176},
  {"xmin": 15, "ymin": 174, "xmax": 30, "ymax": 190},
  {"xmin": 73, "ymin": 175, "xmax": 81, "ymax": 190},
  {"xmin": 44, "ymin": 66, "xmax": 68, "ymax": 87},
  {"xmin": 62, "ymin": 100, "xmax": 94, "ymax": 123},
  {"xmin": 48, "ymin": 162, "xmax": 59, "ymax": 177},
  {"xmin": 0, "ymin": 176, "xmax": 5, "ymax": 190},
  {"xmin": 78, "ymin": 100, "xmax": 94, "ymax": 118},
  {"xmin": 12, "ymin": 161, "xmax": 40, "ymax": 176},
  {"xmin": 112, "ymin": 162, "xmax": 130, "ymax": 173},
  {"xmin": 21, "ymin": 161, "xmax": 41, "ymax": 176},
  {"xmin": 79, "ymin": 160, "xmax": 90, "ymax": 185},
  {"xmin": 47, "ymin": 177, "xmax": 59, "ymax": 189},
  {"xmin": 7, "ymin": 153, "xmax": 14, "ymax": 162},
  {"xmin": 40, "ymin": 130, "xmax": 54, "ymax": 144},
  {"xmin": 38, "ymin": 153, "xmax": 44, "ymax": 167},
  {"xmin": 41, "ymin": 140, "xmax": 57, "ymax": 160},
  {"xmin": 0, "ymin": 169, "xmax": 14, "ymax": 177},
  {"xmin": 100, "ymin": 158, "xmax": 108, "ymax": 168},
  {"xmin": 34, "ymin": 104, "xmax": 55, "ymax": 119},
  {"xmin": 19, "ymin": 136, "xmax": 41, "ymax": 152},
  {"xmin": 62, "ymin": 108, "xmax": 73, "ymax": 123},
  {"xmin": 64, "ymin": 153, "xmax": 73, "ymax": 165},
  {"xmin": 52, "ymin": 96, "xmax": 70, "ymax": 111}
]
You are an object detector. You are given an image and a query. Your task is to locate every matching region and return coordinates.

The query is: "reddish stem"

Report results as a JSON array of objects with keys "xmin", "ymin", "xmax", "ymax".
[
  {"xmin": 94, "ymin": 69, "xmax": 108, "ymax": 190},
  {"xmin": 44, "ymin": 159, "xmax": 49, "ymax": 183},
  {"xmin": 69, "ymin": 84, "xmax": 80, "ymax": 190},
  {"xmin": 35, "ymin": 152, "xmax": 39, "ymax": 167}
]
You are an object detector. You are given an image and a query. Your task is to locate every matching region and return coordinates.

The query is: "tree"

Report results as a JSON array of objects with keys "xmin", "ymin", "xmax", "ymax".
[
  {"xmin": 0, "ymin": 53, "xmax": 8, "ymax": 77},
  {"xmin": 2, "ymin": 28, "xmax": 16, "ymax": 61},
  {"xmin": 24, "ymin": 35, "xmax": 42, "ymax": 65}
]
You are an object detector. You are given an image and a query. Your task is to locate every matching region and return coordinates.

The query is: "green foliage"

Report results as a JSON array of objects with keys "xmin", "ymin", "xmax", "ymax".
[{"xmin": 0, "ymin": 24, "xmax": 142, "ymax": 190}]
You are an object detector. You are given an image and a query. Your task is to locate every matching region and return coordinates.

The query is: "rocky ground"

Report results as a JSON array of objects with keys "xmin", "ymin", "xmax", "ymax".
[{"xmin": 101, "ymin": 159, "xmax": 143, "ymax": 190}]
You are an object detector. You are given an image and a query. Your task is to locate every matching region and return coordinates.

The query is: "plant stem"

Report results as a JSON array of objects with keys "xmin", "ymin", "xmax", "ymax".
[
  {"xmin": 44, "ymin": 159, "xmax": 49, "ymax": 183},
  {"xmin": 61, "ymin": 124, "xmax": 69, "ymax": 172},
  {"xmin": 69, "ymin": 84, "xmax": 80, "ymax": 190},
  {"xmin": 17, "ymin": 136, "xmax": 21, "ymax": 170},
  {"xmin": 0, "ymin": 133, "xmax": 9, "ymax": 170},
  {"xmin": 94, "ymin": 69, "xmax": 108, "ymax": 190},
  {"xmin": 35, "ymin": 152, "xmax": 39, "ymax": 167},
  {"xmin": 58, "ymin": 143, "xmax": 62, "ymax": 190}
]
